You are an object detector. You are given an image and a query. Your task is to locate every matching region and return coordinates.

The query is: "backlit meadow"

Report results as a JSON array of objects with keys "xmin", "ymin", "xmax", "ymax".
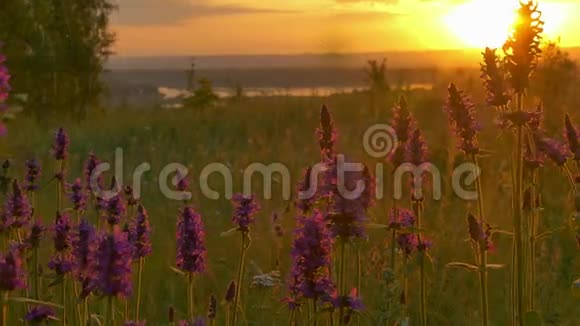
[{"xmin": 1, "ymin": 1, "xmax": 580, "ymax": 326}]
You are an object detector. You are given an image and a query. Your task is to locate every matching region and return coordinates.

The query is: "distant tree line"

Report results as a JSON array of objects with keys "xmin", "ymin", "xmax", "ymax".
[{"xmin": 0, "ymin": 0, "xmax": 116, "ymax": 120}]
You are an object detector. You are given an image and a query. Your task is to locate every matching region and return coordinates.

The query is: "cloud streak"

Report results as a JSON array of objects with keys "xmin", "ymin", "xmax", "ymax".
[{"xmin": 113, "ymin": 0, "xmax": 300, "ymax": 26}]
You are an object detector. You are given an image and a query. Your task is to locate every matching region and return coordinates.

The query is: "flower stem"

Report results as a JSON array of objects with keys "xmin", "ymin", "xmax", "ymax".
[
  {"xmin": 33, "ymin": 248, "xmax": 39, "ymax": 300},
  {"xmin": 136, "ymin": 258, "xmax": 144, "ymax": 321},
  {"xmin": 62, "ymin": 278, "xmax": 67, "ymax": 326},
  {"xmin": 529, "ymin": 171, "xmax": 538, "ymax": 311},
  {"xmin": 107, "ymin": 296, "xmax": 114, "ymax": 326},
  {"xmin": 232, "ymin": 232, "xmax": 248, "ymax": 326},
  {"xmin": 472, "ymin": 155, "xmax": 489, "ymax": 326},
  {"xmin": 413, "ymin": 200, "xmax": 427, "ymax": 326},
  {"xmin": 1, "ymin": 292, "xmax": 7, "ymax": 326},
  {"xmin": 338, "ymin": 238, "xmax": 346, "ymax": 326},
  {"xmin": 514, "ymin": 94, "xmax": 525, "ymax": 325}
]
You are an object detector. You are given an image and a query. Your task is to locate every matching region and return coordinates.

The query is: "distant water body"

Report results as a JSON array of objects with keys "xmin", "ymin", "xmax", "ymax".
[{"xmin": 158, "ymin": 84, "xmax": 433, "ymax": 100}]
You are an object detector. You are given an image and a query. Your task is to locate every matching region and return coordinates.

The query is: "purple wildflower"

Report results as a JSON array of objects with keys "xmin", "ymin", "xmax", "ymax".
[
  {"xmin": 25, "ymin": 305, "xmax": 56, "ymax": 324},
  {"xmin": 24, "ymin": 159, "xmax": 42, "ymax": 192},
  {"xmin": 129, "ymin": 204, "xmax": 152, "ymax": 260},
  {"xmin": 125, "ymin": 321, "xmax": 146, "ymax": 326},
  {"xmin": 124, "ymin": 186, "xmax": 138, "ymax": 207},
  {"xmin": 5, "ymin": 180, "xmax": 32, "ymax": 228},
  {"xmin": 69, "ymin": 178, "xmax": 87, "ymax": 212},
  {"xmin": 534, "ymin": 134, "xmax": 569, "ymax": 166},
  {"xmin": 84, "ymin": 153, "xmax": 102, "ymax": 192},
  {"xmin": 207, "ymin": 294, "xmax": 217, "ymax": 320},
  {"xmin": 106, "ymin": 192, "xmax": 126, "ymax": 226},
  {"xmin": 389, "ymin": 96, "xmax": 414, "ymax": 169},
  {"xmin": 445, "ymin": 84, "xmax": 480, "ymax": 155},
  {"xmin": 179, "ymin": 318, "xmax": 206, "ymax": 326},
  {"xmin": 90, "ymin": 227, "xmax": 133, "ymax": 298},
  {"xmin": 389, "ymin": 208, "xmax": 415, "ymax": 229},
  {"xmin": 225, "ymin": 281, "xmax": 236, "ymax": 303},
  {"xmin": 327, "ymin": 288, "xmax": 365, "ymax": 324},
  {"xmin": 231, "ymin": 193, "xmax": 260, "ymax": 231},
  {"xmin": 288, "ymin": 210, "xmax": 335, "ymax": 303},
  {"xmin": 481, "ymin": 47, "xmax": 510, "ymax": 107},
  {"xmin": 176, "ymin": 206, "xmax": 206, "ymax": 274},
  {"xmin": 327, "ymin": 159, "xmax": 373, "ymax": 239},
  {"xmin": 406, "ymin": 128, "xmax": 428, "ymax": 166},
  {"xmin": 397, "ymin": 232, "xmax": 418, "ymax": 257},
  {"xmin": 467, "ymin": 214, "xmax": 494, "ymax": 252},
  {"xmin": 417, "ymin": 237, "xmax": 433, "ymax": 252},
  {"xmin": 72, "ymin": 219, "xmax": 96, "ymax": 282},
  {"xmin": 503, "ymin": 1, "xmax": 544, "ymax": 93},
  {"xmin": 26, "ymin": 219, "xmax": 46, "ymax": 249},
  {"xmin": 0, "ymin": 246, "xmax": 27, "ymax": 291},
  {"xmin": 48, "ymin": 212, "xmax": 74, "ymax": 276},
  {"xmin": 317, "ymin": 105, "xmax": 338, "ymax": 160},
  {"xmin": 176, "ymin": 169, "xmax": 189, "ymax": 192},
  {"xmin": 0, "ymin": 53, "xmax": 10, "ymax": 135},
  {"xmin": 565, "ymin": 114, "xmax": 579, "ymax": 161},
  {"xmin": 52, "ymin": 128, "xmax": 70, "ymax": 160}
]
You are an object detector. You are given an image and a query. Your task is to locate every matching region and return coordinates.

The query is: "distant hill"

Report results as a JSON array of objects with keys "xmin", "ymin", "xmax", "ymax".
[{"xmin": 106, "ymin": 48, "xmax": 580, "ymax": 70}]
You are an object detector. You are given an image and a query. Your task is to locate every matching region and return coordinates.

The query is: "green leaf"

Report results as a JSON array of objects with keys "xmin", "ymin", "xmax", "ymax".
[
  {"xmin": 220, "ymin": 227, "xmax": 239, "ymax": 237},
  {"xmin": 486, "ymin": 264, "xmax": 506, "ymax": 270},
  {"xmin": 367, "ymin": 223, "xmax": 390, "ymax": 229},
  {"xmin": 446, "ymin": 262, "xmax": 479, "ymax": 272},
  {"xmin": 523, "ymin": 311, "xmax": 541, "ymax": 326},
  {"xmin": 169, "ymin": 266, "xmax": 186, "ymax": 276},
  {"xmin": 8, "ymin": 297, "xmax": 64, "ymax": 309}
]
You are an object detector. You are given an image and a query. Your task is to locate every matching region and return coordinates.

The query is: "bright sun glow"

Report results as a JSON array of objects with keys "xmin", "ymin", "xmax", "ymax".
[{"xmin": 444, "ymin": 0, "xmax": 566, "ymax": 49}]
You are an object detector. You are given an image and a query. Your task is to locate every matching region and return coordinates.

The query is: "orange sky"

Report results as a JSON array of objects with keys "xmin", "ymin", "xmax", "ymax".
[{"xmin": 111, "ymin": 0, "xmax": 580, "ymax": 56}]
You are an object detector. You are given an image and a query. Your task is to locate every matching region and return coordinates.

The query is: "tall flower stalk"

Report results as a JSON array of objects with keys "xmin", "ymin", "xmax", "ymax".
[
  {"xmin": 502, "ymin": 2, "xmax": 544, "ymax": 323},
  {"xmin": 52, "ymin": 128, "xmax": 70, "ymax": 211},
  {"xmin": 176, "ymin": 206, "xmax": 207, "ymax": 320},
  {"xmin": 129, "ymin": 204, "xmax": 152, "ymax": 321},
  {"xmin": 445, "ymin": 84, "xmax": 489, "ymax": 326},
  {"xmin": 229, "ymin": 194, "xmax": 259, "ymax": 325}
]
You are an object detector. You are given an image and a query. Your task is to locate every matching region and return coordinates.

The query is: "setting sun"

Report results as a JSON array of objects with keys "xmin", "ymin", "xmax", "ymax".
[{"xmin": 445, "ymin": 0, "xmax": 566, "ymax": 49}]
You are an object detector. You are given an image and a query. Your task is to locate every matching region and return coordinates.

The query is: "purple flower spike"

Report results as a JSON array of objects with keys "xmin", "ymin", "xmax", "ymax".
[
  {"xmin": 84, "ymin": 153, "xmax": 102, "ymax": 192},
  {"xmin": 534, "ymin": 134, "xmax": 569, "ymax": 166},
  {"xmin": 288, "ymin": 210, "xmax": 335, "ymax": 303},
  {"xmin": 129, "ymin": 204, "xmax": 152, "ymax": 260},
  {"xmin": 106, "ymin": 193, "xmax": 126, "ymax": 226},
  {"xmin": 565, "ymin": 114, "xmax": 579, "ymax": 161},
  {"xmin": 397, "ymin": 232, "xmax": 418, "ymax": 257},
  {"xmin": 0, "ymin": 246, "xmax": 27, "ymax": 291},
  {"xmin": 69, "ymin": 178, "xmax": 87, "ymax": 212},
  {"xmin": 327, "ymin": 288, "xmax": 365, "ymax": 324},
  {"xmin": 225, "ymin": 281, "xmax": 236, "ymax": 303},
  {"xmin": 26, "ymin": 219, "xmax": 46, "ymax": 249},
  {"xmin": 5, "ymin": 180, "xmax": 32, "ymax": 228},
  {"xmin": 317, "ymin": 105, "xmax": 338, "ymax": 160},
  {"xmin": 91, "ymin": 227, "xmax": 133, "ymax": 298},
  {"xmin": 406, "ymin": 128, "xmax": 428, "ymax": 166},
  {"xmin": 481, "ymin": 47, "xmax": 510, "ymax": 107},
  {"xmin": 0, "ymin": 53, "xmax": 10, "ymax": 134},
  {"xmin": 467, "ymin": 214, "xmax": 494, "ymax": 252},
  {"xmin": 389, "ymin": 96, "xmax": 414, "ymax": 168},
  {"xmin": 24, "ymin": 159, "xmax": 42, "ymax": 192},
  {"xmin": 445, "ymin": 84, "xmax": 480, "ymax": 155},
  {"xmin": 73, "ymin": 219, "xmax": 96, "ymax": 282},
  {"xmin": 231, "ymin": 193, "xmax": 260, "ymax": 231},
  {"xmin": 176, "ymin": 206, "xmax": 206, "ymax": 274},
  {"xmin": 327, "ymin": 161, "xmax": 374, "ymax": 239},
  {"xmin": 389, "ymin": 208, "xmax": 415, "ymax": 229},
  {"xmin": 52, "ymin": 127, "xmax": 70, "ymax": 160},
  {"xmin": 52, "ymin": 212, "xmax": 72, "ymax": 252},
  {"xmin": 25, "ymin": 305, "xmax": 56, "ymax": 324}
]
